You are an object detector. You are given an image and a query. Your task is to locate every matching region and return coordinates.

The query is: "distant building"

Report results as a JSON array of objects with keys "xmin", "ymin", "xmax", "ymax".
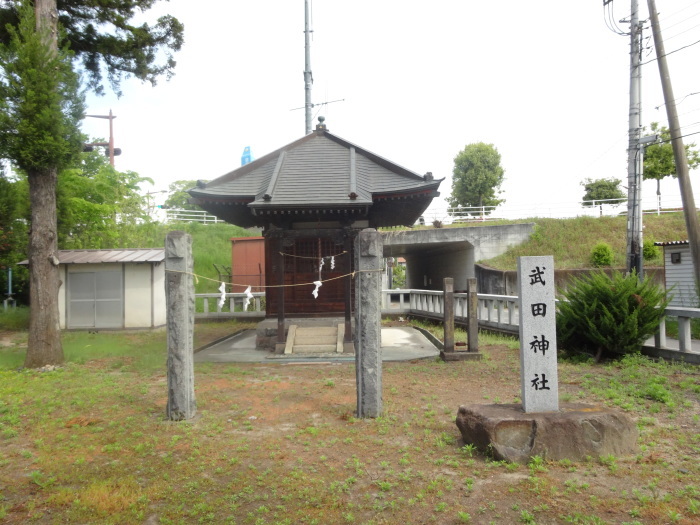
[
  {"xmin": 21, "ymin": 249, "xmax": 166, "ymax": 330},
  {"xmin": 655, "ymin": 241, "xmax": 698, "ymax": 307}
]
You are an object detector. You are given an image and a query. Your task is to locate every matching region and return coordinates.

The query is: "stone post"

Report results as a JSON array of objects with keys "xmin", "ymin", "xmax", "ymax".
[
  {"xmin": 467, "ymin": 278, "xmax": 479, "ymax": 353},
  {"xmin": 518, "ymin": 256, "xmax": 558, "ymax": 413},
  {"xmin": 442, "ymin": 277, "xmax": 455, "ymax": 357},
  {"xmin": 354, "ymin": 228, "xmax": 383, "ymax": 418},
  {"xmin": 443, "ymin": 277, "xmax": 482, "ymax": 361},
  {"xmin": 165, "ymin": 231, "xmax": 196, "ymax": 421}
]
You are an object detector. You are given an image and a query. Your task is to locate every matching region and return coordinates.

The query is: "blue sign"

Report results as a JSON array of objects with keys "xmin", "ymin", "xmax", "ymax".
[{"xmin": 241, "ymin": 146, "xmax": 253, "ymax": 166}]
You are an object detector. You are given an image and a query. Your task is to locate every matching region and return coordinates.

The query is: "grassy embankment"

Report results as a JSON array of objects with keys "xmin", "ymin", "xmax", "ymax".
[
  {"xmin": 129, "ymin": 221, "xmax": 256, "ymax": 293},
  {"xmin": 456, "ymin": 212, "xmax": 692, "ymax": 270}
]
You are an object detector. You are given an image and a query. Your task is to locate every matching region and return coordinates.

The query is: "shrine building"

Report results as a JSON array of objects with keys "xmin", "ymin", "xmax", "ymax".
[{"xmin": 188, "ymin": 118, "xmax": 442, "ymax": 348}]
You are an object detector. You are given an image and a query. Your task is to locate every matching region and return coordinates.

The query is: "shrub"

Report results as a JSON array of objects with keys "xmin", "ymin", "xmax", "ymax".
[
  {"xmin": 643, "ymin": 239, "xmax": 660, "ymax": 261},
  {"xmin": 556, "ymin": 271, "xmax": 669, "ymax": 361},
  {"xmin": 590, "ymin": 242, "xmax": 614, "ymax": 267}
]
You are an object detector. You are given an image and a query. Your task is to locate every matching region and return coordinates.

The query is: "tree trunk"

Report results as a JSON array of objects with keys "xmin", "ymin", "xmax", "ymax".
[
  {"xmin": 35, "ymin": 0, "xmax": 58, "ymax": 52},
  {"xmin": 25, "ymin": 167, "xmax": 64, "ymax": 368},
  {"xmin": 23, "ymin": 0, "xmax": 63, "ymax": 368}
]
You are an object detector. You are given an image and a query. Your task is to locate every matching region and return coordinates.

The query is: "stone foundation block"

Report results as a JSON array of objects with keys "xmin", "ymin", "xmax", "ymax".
[
  {"xmin": 440, "ymin": 351, "xmax": 483, "ymax": 362},
  {"xmin": 456, "ymin": 403, "xmax": 638, "ymax": 464}
]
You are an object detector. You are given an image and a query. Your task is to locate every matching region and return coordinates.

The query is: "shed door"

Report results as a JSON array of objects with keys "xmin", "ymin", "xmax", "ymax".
[{"xmin": 68, "ymin": 271, "xmax": 123, "ymax": 328}]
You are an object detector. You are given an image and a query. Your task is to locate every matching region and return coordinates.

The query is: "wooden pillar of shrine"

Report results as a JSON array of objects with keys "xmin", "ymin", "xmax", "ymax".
[
  {"xmin": 344, "ymin": 232, "xmax": 353, "ymax": 342},
  {"xmin": 277, "ymin": 243, "xmax": 285, "ymax": 346}
]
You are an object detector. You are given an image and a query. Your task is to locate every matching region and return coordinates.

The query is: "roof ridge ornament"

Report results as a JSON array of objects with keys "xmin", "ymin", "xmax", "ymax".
[{"xmin": 315, "ymin": 115, "xmax": 327, "ymax": 132}]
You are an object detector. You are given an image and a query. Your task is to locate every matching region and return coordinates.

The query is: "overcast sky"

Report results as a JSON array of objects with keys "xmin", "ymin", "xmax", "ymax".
[{"xmin": 81, "ymin": 0, "xmax": 700, "ymax": 220}]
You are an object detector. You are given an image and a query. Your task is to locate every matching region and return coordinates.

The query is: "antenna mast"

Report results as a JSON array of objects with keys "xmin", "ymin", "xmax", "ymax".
[{"xmin": 304, "ymin": 0, "xmax": 313, "ymax": 134}]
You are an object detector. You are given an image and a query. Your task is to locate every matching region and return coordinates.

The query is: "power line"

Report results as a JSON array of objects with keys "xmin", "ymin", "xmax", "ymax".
[
  {"xmin": 641, "ymin": 37, "xmax": 700, "ymax": 65},
  {"xmin": 658, "ymin": 8, "xmax": 700, "ymax": 33},
  {"xmin": 654, "ymin": 91, "xmax": 700, "ymax": 111},
  {"xmin": 656, "ymin": 0, "xmax": 700, "ymax": 25},
  {"xmin": 663, "ymin": 21, "xmax": 700, "ymax": 42},
  {"xmin": 656, "ymin": 129, "xmax": 700, "ymax": 144},
  {"xmin": 603, "ymin": 0, "xmax": 629, "ymax": 35}
]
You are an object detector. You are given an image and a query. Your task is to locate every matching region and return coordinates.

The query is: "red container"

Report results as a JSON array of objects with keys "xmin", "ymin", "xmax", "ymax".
[{"xmin": 230, "ymin": 237, "xmax": 265, "ymax": 292}]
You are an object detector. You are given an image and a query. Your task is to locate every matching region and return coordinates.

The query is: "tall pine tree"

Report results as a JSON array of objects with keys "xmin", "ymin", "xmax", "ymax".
[{"xmin": 0, "ymin": 0, "xmax": 183, "ymax": 367}]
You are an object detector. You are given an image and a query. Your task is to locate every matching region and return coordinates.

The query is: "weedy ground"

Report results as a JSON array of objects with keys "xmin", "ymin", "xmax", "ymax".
[{"xmin": 0, "ymin": 322, "xmax": 699, "ymax": 524}]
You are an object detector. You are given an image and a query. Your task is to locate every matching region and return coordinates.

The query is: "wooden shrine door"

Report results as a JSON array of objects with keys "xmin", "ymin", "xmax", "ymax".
[{"xmin": 266, "ymin": 235, "xmax": 352, "ymax": 317}]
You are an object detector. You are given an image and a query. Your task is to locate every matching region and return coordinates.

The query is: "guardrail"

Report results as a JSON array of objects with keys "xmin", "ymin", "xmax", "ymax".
[
  {"xmin": 382, "ymin": 289, "xmax": 698, "ymax": 355},
  {"xmin": 196, "ymin": 292, "xmax": 265, "ymax": 319},
  {"xmin": 196, "ymin": 289, "xmax": 698, "ymax": 356},
  {"xmin": 655, "ymin": 307, "xmax": 700, "ymax": 352},
  {"xmin": 166, "ymin": 209, "xmax": 224, "ymax": 224},
  {"xmin": 199, "ymin": 289, "xmax": 522, "ymax": 334},
  {"xmin": 381, "ymin": 289, "xmax": 519, "ymax": 335}
]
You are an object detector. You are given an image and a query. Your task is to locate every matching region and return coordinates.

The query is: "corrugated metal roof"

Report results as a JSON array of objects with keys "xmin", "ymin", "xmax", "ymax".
[
  {"xmin": 17, "ymin": 248, "xmax": 165, "ymax": 265},
  {"xmin": 61, "ymin": 248, "xmax": 164, "ymax": 264},
  {"xmin": 654, "ymin": 240, "xmax": 689, "ymax": 246},
  {"xmin": 19, "ymin": 248, "xmax": 164, "ymax": 265}
]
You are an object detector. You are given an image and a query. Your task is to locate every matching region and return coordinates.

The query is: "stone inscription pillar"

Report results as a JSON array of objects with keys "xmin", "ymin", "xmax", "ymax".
[
  {"xmin": 354, "ymin": 228, "xmax": 383, "ymax": 418},
  {"xmin": 165, "ymin": 231, "xmax": 197, "ymax": 421},
  {"xmin": 518, "ymin": 256, "xmax": 558, "ymax": 413}
]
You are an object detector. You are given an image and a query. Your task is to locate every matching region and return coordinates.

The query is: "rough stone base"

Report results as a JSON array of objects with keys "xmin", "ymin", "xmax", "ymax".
[
  {"xmin": 440, "ymin": 351, "xmax": 483, "ymax": 362},
  {"xmin": 455, "ymin": 403, "xmax": 638, "ymax": 464}
]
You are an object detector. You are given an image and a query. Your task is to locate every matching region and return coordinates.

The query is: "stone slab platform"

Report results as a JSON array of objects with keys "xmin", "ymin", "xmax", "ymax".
[
  {"xmin": 456, "ymin": 403, "xmax": 638, "ymax": 464},
  {"xmin": 440, "ymin": 350, "xmax": 482, "ymax": 362}
]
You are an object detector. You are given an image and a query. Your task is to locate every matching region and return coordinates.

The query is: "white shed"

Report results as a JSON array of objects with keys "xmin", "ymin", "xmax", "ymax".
[
  {"xmin": 52, "ymin": 248, "xmax": 166, "ymax": 330},
  {"xmin": 655, "ymin": 241, "xmax": 698, "ymax": 308}
]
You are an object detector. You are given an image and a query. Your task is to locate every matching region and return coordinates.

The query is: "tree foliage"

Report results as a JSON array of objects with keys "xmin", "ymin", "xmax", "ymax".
[
  {"xmin": 580, "ymin": 177, "xmax": 625, "ymax": 205},
  {"xmin": 0, "ymin": 0, "xmax": 183, "ymax": 368},
  {"xmin": 557, "ymin": 271, "xmax": 669, "ymax": 361},
  {"xmin": 0, "ymin": 2, "xmax": 84, "ymax": 174},
  {"xmin": 0, "ymin": 0, "xmax": 184, "ymax": 95},
  {"xmin": 56, "ymin": 149, "xmax": 154, "ymax": 248},
  {"xmin": 0, "ymin": 170, "xmax": 29, "ymax": 302},
  {"xmin": 164, "ymin": 179, "xmax": 202, "ymax": 210},
  {"xmin": 447, "ymin": 142, "xmax": 505, "ymax": 210},
  {"xmin": 643, "ymin": 122, "xmax": 700, "ymax": 184}
]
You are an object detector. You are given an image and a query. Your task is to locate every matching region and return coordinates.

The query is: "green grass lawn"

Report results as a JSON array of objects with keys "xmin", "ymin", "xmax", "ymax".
[{"xmin": 0, "ymin": 327, "xmax": 698, "ymax": 524}]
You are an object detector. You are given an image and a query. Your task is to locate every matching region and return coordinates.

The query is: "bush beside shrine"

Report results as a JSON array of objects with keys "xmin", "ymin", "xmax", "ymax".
[{"xmin": 556, "ymin": 271, "xmax": 670, "ymax": 361}]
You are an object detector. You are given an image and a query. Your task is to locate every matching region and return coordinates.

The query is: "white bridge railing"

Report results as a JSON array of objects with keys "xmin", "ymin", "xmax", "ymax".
[
  {"xmin": 382, "ymin": 289, "xmax": 520, "ymax": 335},
  {"xmin": 382, "ymin": 289, "xmax": 698, "ymax": 354},
  {"xmin": 656, "ymin": 307, "xmax": 700, "ymax": 352},
  {"xmin": 166, "ymin": 209, "xmax": 224, "ymax": 224}
]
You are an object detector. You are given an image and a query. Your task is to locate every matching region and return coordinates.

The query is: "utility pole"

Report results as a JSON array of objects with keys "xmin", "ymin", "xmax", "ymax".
[
  {"xmin": 85, "ymin": 109, "xmax": 119, "ymax": 166},
  {"xmin": 647, "ymin": 0, "xmax": 700, "ymax": 290},
  {"xmin": 626, "ymin": 0, "xmax": 644, "ymax": 278},
  {"xmin": 304, "ymin": 0, "xmax": 313, "ymax": 134}
]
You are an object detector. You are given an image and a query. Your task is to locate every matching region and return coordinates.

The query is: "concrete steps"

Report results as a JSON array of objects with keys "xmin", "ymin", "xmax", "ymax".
[{"xmin": 284, "ymin": 324, "xmax": 346, "ymax": 354}]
